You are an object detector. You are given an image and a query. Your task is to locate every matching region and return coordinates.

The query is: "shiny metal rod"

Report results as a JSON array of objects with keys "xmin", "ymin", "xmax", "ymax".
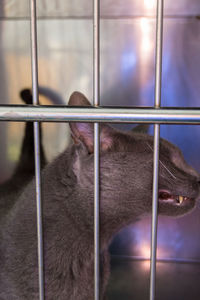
[
  {"xmin": 0, "ymin": 14, "xmax": 198, "ymax": 21},
  {"xmin": 1, "ymin": 106, "xmax": 200, "ymax": 123},
  {"xmin": 93, "ymin": 0, "xmax": 100, "ymax": 299},
  {"xmin": 150, "ymin": 0, "xmax": 164, "ymax": 300},
  {"xmin": 150, "ymin": 124, "xmax": 160, "ymax": 300},
  {"xmin": 93, "ymin": 0, "xmax": 100, "ymax": 107},
  {"xmin": 94, "ymin": 123, "xmax": 100, "ymax": 300},
  {"xmin": 111, "ymin": 255, "xmax": 200, "ymax": 265},
  {"xmin": 30, "ymin": 0, "xmax": 44, "ymax": 299},
  {"xmin": 155, "ymin": 1, "xmax": 164, "ymax": 108},
  {"xmin": 33, "ymin": 122, "xmax": 44, "ymax": 299}
]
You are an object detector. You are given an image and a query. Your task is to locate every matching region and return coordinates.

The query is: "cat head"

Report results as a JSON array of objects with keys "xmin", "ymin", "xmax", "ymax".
[{"xmin": 68, "ymin": 92, "xmax": 200, "ymax": 224}]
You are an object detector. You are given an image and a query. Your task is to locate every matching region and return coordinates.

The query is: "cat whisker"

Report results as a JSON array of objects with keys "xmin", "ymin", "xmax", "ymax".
[
  {"xmin": 159, "ymin": 160, "xmax": 177, "ymax": 180},
  {"xmin": 146, "ymin": 142, "xmax": 177, "ymax": 180}
]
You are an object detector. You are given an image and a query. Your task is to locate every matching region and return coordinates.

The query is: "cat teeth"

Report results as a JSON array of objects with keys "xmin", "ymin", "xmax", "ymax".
[
  {"xmin": 178, "ymin": 195, "xmax": 184, "ymax": 204},
  {"xmin": 159, "ymin": 191, "xmax": 190, "ymax": 205}
]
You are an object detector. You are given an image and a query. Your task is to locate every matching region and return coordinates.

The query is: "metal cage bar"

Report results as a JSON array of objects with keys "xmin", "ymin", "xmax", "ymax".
[
  {"xmin": 150, "ymin": 1, "xmax": 164, "ymax": 300},
  {"xmin": 94, "ymin": 123, "xmax": 100, "ymax": 300},
  {"xmin": 30, "ymin": 0, "xmax": 45, "ymax": 299},
  {"xmin": 1, "ymin": 106, "xmax": 200, "ymax": 123},
  {"xmin": 93, "ymin": 0, "xmax": 100, "ymax": 299}
]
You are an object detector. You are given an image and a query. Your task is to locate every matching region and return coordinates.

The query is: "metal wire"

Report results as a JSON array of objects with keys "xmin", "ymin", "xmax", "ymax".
[
  {"xmin": 94, "ymin": 123, "xmax": 100, "ymax": 300},
  {"xmin": 0, "ymin": 15, "xmax": 198, "ymax": 21},
  {"xmin": 154, "ymin": 0, "xmax": 164, "ymax": 109},
  {"xmin": 150, "ymin": 1, "xmax": 164, "ymax": 300},
  {"xmin": 111, "ymin": 255, "xmax": 200, "ymax": 265},
  {"xmin": 93, "ymin": 0, "xmax": 100, "ymax": 298},
  {"xmin": 150, "ymin": 124, "xmax": 160, "ymax": 300},
  {"xmin": 1, "ymin": 106, "xmax": 200, "ymax": 123},
  {"xmin": 30, "ymin": 0, "xmax": 44, "ymax": 299}
]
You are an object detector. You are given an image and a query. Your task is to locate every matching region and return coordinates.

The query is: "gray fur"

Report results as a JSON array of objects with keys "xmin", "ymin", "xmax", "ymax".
[{"xmin": 0, "ymin": 91, "xmax": 199, "ymax": 299}]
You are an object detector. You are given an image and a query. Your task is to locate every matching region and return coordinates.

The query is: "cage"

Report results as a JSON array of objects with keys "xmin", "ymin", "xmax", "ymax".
[{"xmin": 0, "ymin": 0, "xmax": 200, "ymax": 299}]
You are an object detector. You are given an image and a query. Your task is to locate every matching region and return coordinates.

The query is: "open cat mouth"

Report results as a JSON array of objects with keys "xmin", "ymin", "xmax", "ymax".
[{"xmin": 159, "ymin": 190, "xmax": 193, "ymax": 207}]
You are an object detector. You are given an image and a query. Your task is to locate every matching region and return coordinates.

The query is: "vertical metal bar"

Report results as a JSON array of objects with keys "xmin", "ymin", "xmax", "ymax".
[
  {"xmin": 94, "ymin": 0, "xmax": 100, "ymax": 107},
  {"xmin": 154, "ymin": 0, "xmax": 164, "ymax": 109},
  {"xmin": 150, "ymin": 1, "xmax": 164, "ymax": 300},
  {"xmin": 94, "ymin": 123, "xmax": 100, "ymax": 300},
  {"xmin": 30, "ymin": 1, "xmax": 45, "ymax": 299},
  {"xmin": 93, "ymin": 0, "xmax": 100, "ymax": 299},
  {"xmin": 150, "ymin": 124, "xmax": 160, "ymax": 300}
]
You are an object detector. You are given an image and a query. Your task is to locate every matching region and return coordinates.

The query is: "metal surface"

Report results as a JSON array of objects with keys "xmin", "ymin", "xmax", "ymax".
[
  {"xmin": 107, "ymin": 259, "xmax": 200, "ymax": 300},
  {"xmin": 150, "ymin": 1, "xmax": 164, "ymax": 300},
  {"xmin": 93, "ymin": 0, "xmax": 100, "ymax": 299},
  {"xmin": 1, "ymin": 18, "xmax": 200, "ymax": 108},
  {"xmin": 1, "ymin": 0, "xmax": 200, "ymax": 18},
  {"xmin": 30, "ymin": 0, "xmax": 44, "ymax": 299},
  {"xmin": 1, "ymin": 106, "xmax": 200, "ymax": 123}
]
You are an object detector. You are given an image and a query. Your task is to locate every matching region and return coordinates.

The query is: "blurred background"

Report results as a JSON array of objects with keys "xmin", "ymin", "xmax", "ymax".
[{"xmin": 0, "ymin": 0, "xmax": 200, "ymax": 299}]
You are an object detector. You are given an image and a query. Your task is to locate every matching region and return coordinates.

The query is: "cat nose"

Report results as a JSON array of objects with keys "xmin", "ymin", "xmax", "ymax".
[
  {"xmin": 196, "ymin": 174, "xmax": 200, "ymax": 184},
  {"xmin": 191, "ymin": 179, "xmax": 200, "ymax": 195},
  {"xmin": 196, "ymin": 178, "xmax": 200, "ymax": 185},
  {"xmin": 196, "ymin": 180, "xmax": 200, "ymax": 195}
]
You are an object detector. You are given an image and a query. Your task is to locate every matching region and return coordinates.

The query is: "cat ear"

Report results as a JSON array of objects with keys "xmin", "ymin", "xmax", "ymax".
[
  {"xmin": 68, "ymin": 91, "xmax": 91, "ymax": 107},
  {"xmin": 68, "ymin": 92, "xmax": 114, "ymax": 153}
]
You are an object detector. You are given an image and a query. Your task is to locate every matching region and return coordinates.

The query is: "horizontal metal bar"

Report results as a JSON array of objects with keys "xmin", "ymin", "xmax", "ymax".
[
  {"xmin": 1, "ymin": 105, "xmax": 200, "ymax": 124},
  {"xmin": 0, "ymin": 15, "xmax": 199, "ymax": 21},
  {"xmin": 111, "ymin": 255, "xmax": 200, "ymax": 265}
]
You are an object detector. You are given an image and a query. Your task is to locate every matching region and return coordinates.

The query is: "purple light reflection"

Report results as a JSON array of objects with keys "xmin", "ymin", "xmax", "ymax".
[
  {"xmin": 110, "ymin": 209, "xmax": 200, "ymax": 261},
  {"xmin": 111, "ymin": 208, "xmax": 200, "ymax": 260}
]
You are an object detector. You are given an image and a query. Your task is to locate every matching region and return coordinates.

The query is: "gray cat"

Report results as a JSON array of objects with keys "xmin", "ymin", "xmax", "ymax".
[{"xmin": 0, "ymin": 91, "xmax": 199, "ymax": 300}]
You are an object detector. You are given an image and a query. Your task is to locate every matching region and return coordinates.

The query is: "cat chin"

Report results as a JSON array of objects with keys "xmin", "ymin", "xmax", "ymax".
[{"xmin": 158, "ymin": 201, "xmax": 196, "ymax": 218}]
